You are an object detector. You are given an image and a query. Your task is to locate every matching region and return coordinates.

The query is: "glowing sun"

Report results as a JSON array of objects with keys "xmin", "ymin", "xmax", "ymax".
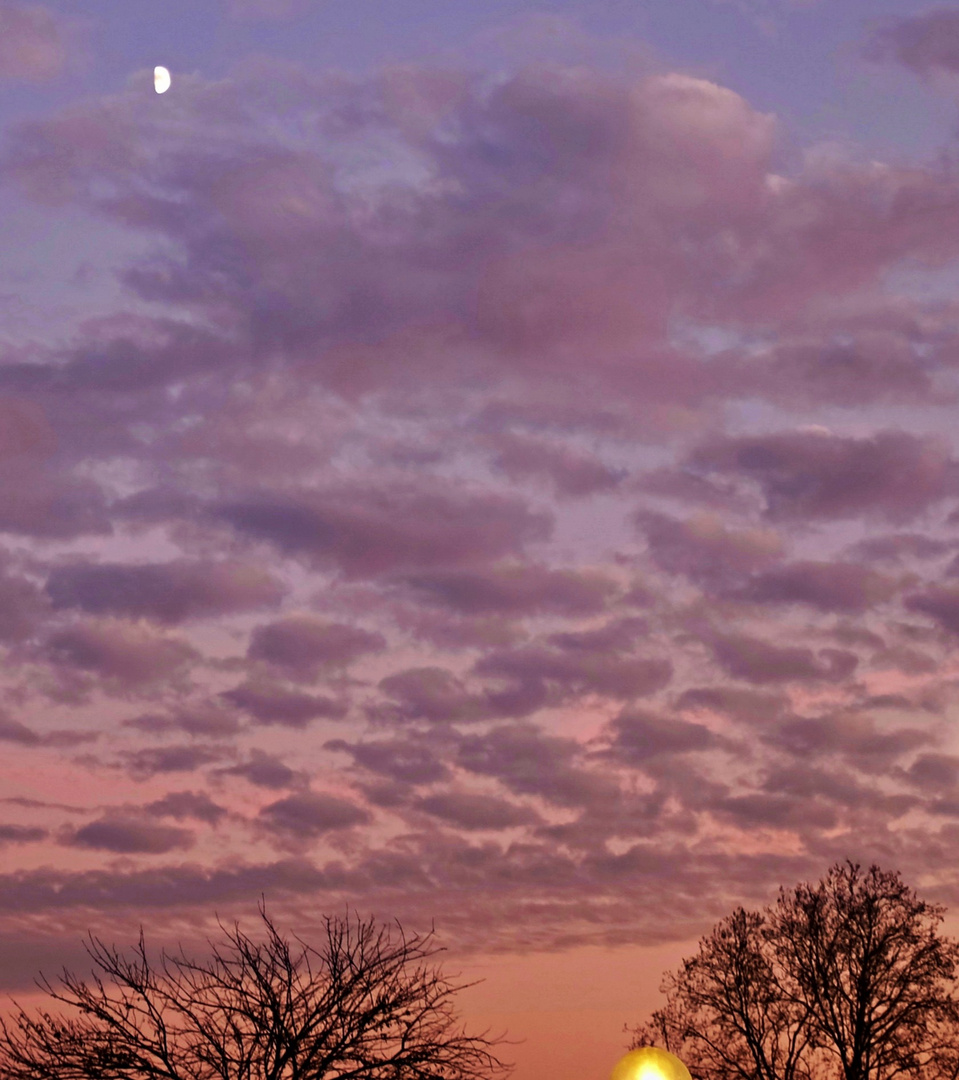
[{"xmin": 611, "ymin": 1047, "xmax": 693, "ymax": 1080}]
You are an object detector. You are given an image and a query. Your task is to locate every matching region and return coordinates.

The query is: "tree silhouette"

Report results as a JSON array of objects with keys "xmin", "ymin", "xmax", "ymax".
[
  {"xmin": 628, "ymin": 861, "xmax": 959, "ymax": 1080},
  {"xmin": 627, "ymin": 906, "xmax": 826, "ymax": 1080},
  {"xmin": 771, "ymin": 861, "xmax": 959, "ymax": 1080},
  {"xmin": 0, "ymin": 905, "xmax": 512, "ymax": 1080}
]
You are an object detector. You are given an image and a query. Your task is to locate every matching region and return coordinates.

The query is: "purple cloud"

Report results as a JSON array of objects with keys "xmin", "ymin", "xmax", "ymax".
[
  {"xmin": 709, "ymin": 633, "xmax": 859, "ymax": 684},
  {"xmin": 412, "ymin": 791, "xmax": 539, "ymax": 830},
  {"xmin": 47, "ymin": 620, "xmax": 198, "ymax": 686},
  {"xmin": 123, "ymin": 745, "xmax": 225, "ymax": 780},
  {"xmin": 735, "ymin": 560, "xmax": 897, "ymax": 613},
  {"xmin": 325, "ymin": 737, "xmax": 450, "ymax": 785},
  {"xmin": 905, "ymin": 586, "xmax": 959, "ymax": 635},
  {"xmin": 760, "ymin": 711, "xmax": 930, "ymax": 764},
  {"xmin": 375, "ymin": 667, "xmax": 492, "ymax": 725},
  {"xmin": 688, "ymin": 430, "xmax": 958, "ymax": 522},
  {"xmin": 456, "ymin": 723, "xmax": 618, "ymax": 807},
  {"xmin": 866, "ymin": 9, "xmax": 959, "ymax": 77},
  {"xmin": 400, "ymin": 563, "xmax": 615, "ymax": 617},
  {"xmin": 599, "ymin": 708, "xmax": 721, "ymax": 763},
  {"xmin": 218, "ymin": 750, "xmax": 299, "ymax": 790},
  {"xmin": 677, "ymin": 686, "xmax": 788, "ymax": 725},
  {"xmin": 904, "ymin": 753, "xmax": 959, "ymax": 789},
  {"xmin": 257, "ymin": 791, "xmax": 370, "ymax": 837},
  {"xmin": 146, "ymin": 791, "xmax": 227, "ymax": 825},
  {"xmin": 844, "ymin": 533, "xmax": 953, "ymax": 564},
  {"xmin": 219, "ymin": 487, "xmax": 551, "ymax": 577},
  {"xmin": 64, "ymin": 818, "xmax": 195, "ymax": 855},
  {"xmin": 124, "ymin": 707, "xmax": 242, "ymax": 738},
  {"xmin": 0, "ymin": 567, "xmax": 44, "ymax": 641},
  {"xmin": 46, "ymin": 560, "xmax": 285, "ymax": 624},
  {"xmin": 0, "ymin": 717, "xmax": 41, "ymax": 745},
  {"xmin": 490, "ymin": 433, "xmax": 626, "ymax": 496},
  {"xmin": 220, "ymin": 681, "xmax": 348, "ymax": 727},
  {"xmin": 473, "ymin": 642, "xmax": 673, "ymax": 706},
  {"xmin": 247, "ymin": 615, "xmax": 385, "ymax": 679},
  {"xmin": 0, "ymin": 824, "xmax": 47, "ymax": 844},
  {"xmin": 3, "ymin": 27, "xmax": 959, "ymax": 988},
  {"xmin": 635, "ymin": 509, "xmax": 783, "ymax": 585}
]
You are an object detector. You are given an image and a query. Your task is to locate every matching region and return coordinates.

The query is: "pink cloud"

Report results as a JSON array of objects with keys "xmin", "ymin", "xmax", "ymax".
[{"xmin": 0, "ymin": 1, "xmax": 67, "ymax": 81}]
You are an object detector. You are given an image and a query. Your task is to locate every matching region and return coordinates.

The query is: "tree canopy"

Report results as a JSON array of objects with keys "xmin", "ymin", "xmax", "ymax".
[
  {"xmin": 629, "ymin": 860, "xmax": 959, "ymax": 1080},
  {"xmin": 0, "ymin": 905, "xmax": 512, "ymax": 1080}
]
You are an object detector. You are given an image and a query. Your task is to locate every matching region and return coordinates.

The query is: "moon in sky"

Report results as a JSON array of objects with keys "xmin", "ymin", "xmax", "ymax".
[{"xmin": 154, "ymin": 66, "xmax": 171, "ymax": 93}]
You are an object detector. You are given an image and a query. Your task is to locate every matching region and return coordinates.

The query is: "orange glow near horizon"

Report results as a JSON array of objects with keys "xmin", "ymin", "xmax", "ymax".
[{"xmin": 611, "ymin": 1047, "xmax": 693, "ymax": 1080}]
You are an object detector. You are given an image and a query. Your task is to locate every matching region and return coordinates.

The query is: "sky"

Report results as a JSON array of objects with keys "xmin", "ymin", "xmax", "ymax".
[{"xmin": 6, "ymin": 0, "xmax": 959, "ymax": 1078}]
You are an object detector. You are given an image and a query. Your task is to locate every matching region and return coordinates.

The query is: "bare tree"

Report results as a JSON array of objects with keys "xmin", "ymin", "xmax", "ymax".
[
  {"xmin": 771, "ymin": 860, "xmax": 959, "ymax": 1080},
  {"xmin": 627, "ymin": 906, "xmax": 824, "ymax": 1080},
  {"xmin": 628, "ymin": 861, "xmax": 959, "ymax": 1080},
  {"xmin": 0, "ymin": 905, "xmax": 512, "ymax": 1080}
]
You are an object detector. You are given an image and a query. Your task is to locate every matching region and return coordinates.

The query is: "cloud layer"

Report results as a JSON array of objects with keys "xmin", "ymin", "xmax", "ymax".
[{"xmin": 2, "ymin": 20, "xmax": 959, "ymax": 990}]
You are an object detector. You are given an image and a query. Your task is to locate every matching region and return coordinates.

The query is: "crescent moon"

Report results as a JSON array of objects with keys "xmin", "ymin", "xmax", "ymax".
[{"xmin": 154, "ymin": 66, "xmax": 171, "ymax": 94}]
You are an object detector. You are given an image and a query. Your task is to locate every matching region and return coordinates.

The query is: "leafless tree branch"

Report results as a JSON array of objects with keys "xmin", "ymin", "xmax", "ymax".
[{"xmin": 0, "ymin": 902, "xmax": 513, "ymax": 1080}]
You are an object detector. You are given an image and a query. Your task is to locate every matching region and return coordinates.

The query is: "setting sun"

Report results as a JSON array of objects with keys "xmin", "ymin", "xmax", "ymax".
[{"xmin": 611, "ymin": 1047, "xmax": 692, "ymax": 1080}]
